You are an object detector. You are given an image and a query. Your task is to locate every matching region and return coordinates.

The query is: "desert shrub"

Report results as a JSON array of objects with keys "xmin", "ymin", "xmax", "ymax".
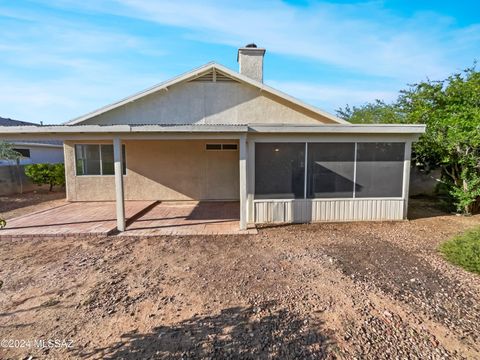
[{"xmin": 24, "ymin": 163, "xmax": 65, "ymax": 191}]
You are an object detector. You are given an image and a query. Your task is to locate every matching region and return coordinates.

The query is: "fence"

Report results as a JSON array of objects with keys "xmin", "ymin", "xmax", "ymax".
[{"xmin": 0, "ymin": 164, "xmax": 46, "ymax": 195}]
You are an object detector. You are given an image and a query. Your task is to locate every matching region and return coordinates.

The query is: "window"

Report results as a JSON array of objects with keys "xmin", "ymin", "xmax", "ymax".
[
  {"xmin": 13, "ymin": 148, "xmax": 30, "ymax": 158},
  {"xmin": 205, "ymin": 143, "xmax": 238, "ymax": 151},
  {"xmin": 75, "ymin": 144, "xmax": 126, "ymax": 176},
  {"xmin": 255, "ymin": 143, "xmax": 305, "ymax": 199},
  {"xmin": 206, "ymin": 144, "xmax": 222, "ymax": 150},
  {"xmin": 307, "ymin": 143, "xmax": 355, "ymax": 198},
  {"xmin": 222, "ymin": 144, "xmax": 238, "ymax": 150},
  {"xmin": 355, "ymin": 143, "xmax": 404, "ymax": 198}
]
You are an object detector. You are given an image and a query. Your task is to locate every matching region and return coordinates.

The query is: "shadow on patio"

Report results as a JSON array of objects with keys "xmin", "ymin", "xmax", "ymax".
[{"xmin": 123, "ymin": 201, "xmax": 256, "ymax": 236}]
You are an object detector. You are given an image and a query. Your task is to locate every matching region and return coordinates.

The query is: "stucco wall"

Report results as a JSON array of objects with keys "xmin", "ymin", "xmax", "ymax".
[
  {"xmin": 65, "ymin": 140, "xmax": 239, "ymax": 201},
  {"xmin": 80, "ymin": 82, "xmax": 333, "ymax": 126}
]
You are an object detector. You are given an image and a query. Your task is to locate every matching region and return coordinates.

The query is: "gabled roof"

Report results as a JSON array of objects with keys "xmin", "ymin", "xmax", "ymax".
[{"xmin": 66, "ymin": 62, "xmax": 349, "ymax": 125}]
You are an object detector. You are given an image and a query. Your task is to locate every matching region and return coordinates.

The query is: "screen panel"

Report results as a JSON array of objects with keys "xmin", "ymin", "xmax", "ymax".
[
  {"xmin": 255, "ymin": 143, "xmax": 305, "ymax": 199},
  {"xmin": 355, "ymin": 142, "xmax": 405, "ymax": 198},
  {"xmin": 307, "ymin": 143, "xmax": 355, "ymax": 198}
]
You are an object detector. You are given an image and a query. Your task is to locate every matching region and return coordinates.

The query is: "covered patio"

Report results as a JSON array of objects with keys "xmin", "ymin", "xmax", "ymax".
[{"xmin": 0, "ymin": 201, "xmax": 256, "ymax": 239}]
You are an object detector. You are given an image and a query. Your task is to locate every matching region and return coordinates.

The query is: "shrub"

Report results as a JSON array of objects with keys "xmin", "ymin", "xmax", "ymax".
[
  {"xmin": 24, "ymin": 163, "xmax": 65, "ymax": 191},
  {"xmin": 0, "ymin": 218, "xmax": 5, "ymax": 229},
  {"xmin": 440, "ymin": 227, "xmax": 480, "ymax": 274}
]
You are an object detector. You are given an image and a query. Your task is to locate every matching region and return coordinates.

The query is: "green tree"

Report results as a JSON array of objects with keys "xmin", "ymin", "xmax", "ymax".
[
  {"xmin": 24, "ymin": 163, "xmax": 65, "ymax": 191},
  {"xmin": 336, "ymin": 99, "xmax": 404, "ymax": 124},
  {"xmin": 398, "ymin": 67, "xmax": 480, "ymax": 214},
  {"xmin": 0, "ymin": 141, "xmax": 21, "ymax": 162},
  {"xmin": 336, "ymin": 66, "xmax": 480, "ymax": 214}
]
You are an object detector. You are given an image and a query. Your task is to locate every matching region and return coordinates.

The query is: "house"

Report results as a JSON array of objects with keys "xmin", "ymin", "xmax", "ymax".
[
  {"xmin": 0, "ymin": 117, "xmax": 64, "ymax": 195},
  {"xmin": 0, "ymin": 117, "xmax": 64, "ymax": 166},
  {"xmin": 0, "ymin": 45, "xmax": 425, "ymax": 231}
]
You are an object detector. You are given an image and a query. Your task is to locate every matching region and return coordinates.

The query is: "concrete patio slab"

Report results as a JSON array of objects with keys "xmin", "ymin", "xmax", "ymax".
[
  {"xmin": 121, "ymin": 201, "xmax": 257, "ymax": 236},
  {"xmin": 0, "ymin": 201, "xmax": 156, "ymax": 238}
]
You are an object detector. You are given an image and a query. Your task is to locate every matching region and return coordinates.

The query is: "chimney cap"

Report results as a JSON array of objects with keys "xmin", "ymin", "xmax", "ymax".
[{"xmin": 245, "ymin": 43, "xmax": 257, "ymax": 48}]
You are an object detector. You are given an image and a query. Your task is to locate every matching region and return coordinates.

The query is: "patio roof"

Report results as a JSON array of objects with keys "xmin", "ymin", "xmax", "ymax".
[{"xmin": 0, "ymin": 123, "xmax": 425, "ymax": 141}]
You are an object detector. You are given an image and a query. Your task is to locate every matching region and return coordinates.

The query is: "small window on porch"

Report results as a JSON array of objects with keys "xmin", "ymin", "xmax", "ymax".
[
  {"xmin": 75, "ymin": 144, "xmax": 126, "ymax": 176},
  {"xmin": 205, "ymin": 144, "xmax": 238, "ymax": 151}
]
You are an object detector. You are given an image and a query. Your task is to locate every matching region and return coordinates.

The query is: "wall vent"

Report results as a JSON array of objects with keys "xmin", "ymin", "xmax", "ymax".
[{"xmin": 189, "ymin": 69, "xmax": 239, "ymax": 83}]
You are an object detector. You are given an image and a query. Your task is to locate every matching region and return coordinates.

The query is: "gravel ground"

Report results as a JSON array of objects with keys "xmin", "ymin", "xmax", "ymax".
[{"xmin": 0, "ymin": 198, "xmax": 479, "ymax": 359}]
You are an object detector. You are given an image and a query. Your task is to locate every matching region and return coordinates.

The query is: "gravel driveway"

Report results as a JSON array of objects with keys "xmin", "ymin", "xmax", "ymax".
[{"xmin": 0, "ymin": 198, "xmax": 479, "ymax": 359}]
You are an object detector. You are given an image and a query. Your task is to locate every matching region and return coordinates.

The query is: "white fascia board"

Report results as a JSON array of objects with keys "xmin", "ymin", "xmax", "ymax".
[
  {"xmin": 65, "ymin": 62, "xmax": 348, "ymax": 126},
  {"xmin": 248, "ymin": 124, "xmax": 426, "ymax": 134},
  {"xmin": 129, "ymin": 124, "xmax": 248, "ymax": 132},
  {"xmin": 0, "ymin": 124, "xmax": 248, "ymax": 135}
]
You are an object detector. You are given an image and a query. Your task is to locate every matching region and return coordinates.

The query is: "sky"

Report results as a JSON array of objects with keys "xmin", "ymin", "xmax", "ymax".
[{"xmin": 0, "ymin": 0, "xmax": 479, "ymax": 125}]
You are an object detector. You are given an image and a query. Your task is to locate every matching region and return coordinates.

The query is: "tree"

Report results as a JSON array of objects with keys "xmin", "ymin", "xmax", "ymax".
[
  {"xmin": 0, "ymin": 141, "xmax": 21, "ymax": 163},
  {"xmin": 336, "ymin": 66, "xmax": 480, "ymax": 214},
  {"xmin": 398, "ymin": 67, "xmax": 480, "ymax": 214},
  {"xmin": 336, "ymin": 99, "xmax": 404, "ymax": 124},
  {"xmin": 24, "ymin": 163, "xmax": 65, "ymax": 191}
]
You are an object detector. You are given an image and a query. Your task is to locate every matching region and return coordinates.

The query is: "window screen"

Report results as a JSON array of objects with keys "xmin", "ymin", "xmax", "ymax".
[
  {"xmin": 75, "ymin": 144, "xmax": 126, "ymax": 176},
  {"xmin": 307, "ymin": 143, "xmax": 355, "ymax": 198},
  {"xmin": 255, "ymin": 143, "xmax": 305, "ymax": 199},
  {"xmin": 355, "ymin": 143, "xmax": 405, "ymax": 198}
]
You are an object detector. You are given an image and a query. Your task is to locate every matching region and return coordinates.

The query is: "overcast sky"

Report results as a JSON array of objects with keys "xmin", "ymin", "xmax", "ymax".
[{"xmin": 1, "ymin": 0, "xmax": 479, "ymax": 124}]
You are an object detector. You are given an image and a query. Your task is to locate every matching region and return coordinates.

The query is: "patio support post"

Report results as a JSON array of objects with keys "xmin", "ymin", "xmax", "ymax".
[
  {"xmin": 113, "ymin": 136, "xmax": 126, "ymax": 232},
  {"xmin": 402, "ymin": 140, "xmax": 412, "ymax": 219},
  {"xmin": 239, "ymin": 134, "xmax": 247, "ymax": 230},
  {"xmin": 246, "ymin": 139, "xmax": 255, "ymax": 224}
]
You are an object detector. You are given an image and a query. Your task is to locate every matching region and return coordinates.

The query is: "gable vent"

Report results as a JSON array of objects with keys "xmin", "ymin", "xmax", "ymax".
[{"xmin": 189, "ymin": 69, "xmax": 239, "ymax": 83}]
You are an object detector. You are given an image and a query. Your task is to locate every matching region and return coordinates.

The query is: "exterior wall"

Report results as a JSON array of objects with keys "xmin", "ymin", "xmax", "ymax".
[
  {"xmin": 253, "ymin": 199, "xmax": 404, "ymax": 223},
  {"xmin": 0, "ymin": 145, "xmax": 64, "ymax": 166},
  {"xmin": 65, "ymin": 140, "xmax": 239, "ymax": 201},
  {"xmin": 80, "ymin": 82, "xmax": 334, "ymax": 126}
]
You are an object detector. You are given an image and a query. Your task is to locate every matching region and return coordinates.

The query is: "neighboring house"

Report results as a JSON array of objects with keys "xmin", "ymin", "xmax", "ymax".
[
  {"xmin": 0, "ymin": 117, "xmax": 64, "ymax": 166},
  {"xmin": 0, "ymin": 45, "xmax": 425, "ymax": 231}
]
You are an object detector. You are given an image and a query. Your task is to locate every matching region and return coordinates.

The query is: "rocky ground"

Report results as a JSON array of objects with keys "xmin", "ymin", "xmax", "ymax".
[{"xmin": 0, "ymin": 198, "xmax": 479, "ymax": 359}]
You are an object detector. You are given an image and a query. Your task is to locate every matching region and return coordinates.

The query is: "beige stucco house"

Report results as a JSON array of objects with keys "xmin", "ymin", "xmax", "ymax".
[{"xmin": 0, "ymin": 45, "xmax": 425, "ymax": 231}]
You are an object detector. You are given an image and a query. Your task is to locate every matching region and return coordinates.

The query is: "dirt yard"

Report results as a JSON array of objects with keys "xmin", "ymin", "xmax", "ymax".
[
  {"xmin": 0, "ymin": 190, "xmax": 66, "ymax": 220},
  {"xmin": 0, "ymin": 198, "xmax": 479, "ymax": 359}
]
